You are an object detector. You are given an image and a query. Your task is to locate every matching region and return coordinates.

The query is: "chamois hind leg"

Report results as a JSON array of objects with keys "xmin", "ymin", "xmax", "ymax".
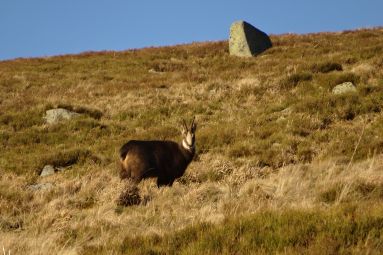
[
  {"xmin": 119, "ymin": 161, "xmax": 131, "ymax": 180},
  {"xmin": 120, "ymin": 163, "xmax": 144, "ymax": 185}
]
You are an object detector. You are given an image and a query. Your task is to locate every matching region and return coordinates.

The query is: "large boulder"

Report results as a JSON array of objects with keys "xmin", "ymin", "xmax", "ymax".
[{"xmin": 229, "ymin": 21, "xmax": 272, "ymax": 57}]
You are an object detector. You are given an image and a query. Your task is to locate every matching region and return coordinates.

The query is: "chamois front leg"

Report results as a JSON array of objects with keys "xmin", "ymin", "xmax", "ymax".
[{"xmin": 156, "ymin": 175, "xmax": 174, "ymax": 187}]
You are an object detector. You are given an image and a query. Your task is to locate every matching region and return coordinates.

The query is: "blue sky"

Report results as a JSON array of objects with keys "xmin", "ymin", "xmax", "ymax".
[{"xmin": 1, "ymin": 1, "xmax": 383, "ymax": 60}]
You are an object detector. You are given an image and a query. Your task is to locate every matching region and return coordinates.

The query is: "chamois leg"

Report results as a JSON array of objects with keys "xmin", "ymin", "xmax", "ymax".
[
  {"xmin": 119, "ymin": 164, "xmax": 131, "ymax": 180},
  {"xmin": 130, "ymin": 170, "xmax": 145, "ymax": 185},
  {"xmin": 168, "ymin": 178, "xmax": 175, "ymax": 186},
  {"xmin": 156, "ymin": 176, "xmax": 174, "ymax": 187},
  {"xmin": 120, "ymin": 165, "xmax": 145, "ymax": 185}
]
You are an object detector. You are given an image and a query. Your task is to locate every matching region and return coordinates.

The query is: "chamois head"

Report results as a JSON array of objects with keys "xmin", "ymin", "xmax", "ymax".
[{"xmin": 181, "ymin": 117, "xmax": 197, "ymax": 152}]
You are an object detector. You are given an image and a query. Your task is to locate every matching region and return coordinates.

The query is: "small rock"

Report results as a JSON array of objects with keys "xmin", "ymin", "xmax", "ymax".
[
  {"xmin": 27, "ymin": 183, "xmax": 54, "ymax": 191},
  {"xmin": 332, "ymin": 82, "xmax": 357, "ymax": 95},
  {"xmin": 276, "ymin": 116, "xmax": 286, "ymax": 123},
  {"xmin": 40, "ymin": 165, "xmax": 55, "ymax": 177},
  {"xmin": 272, "ymin": 142, "xmax": 282, "ymax": 148},
  {"xmin": 170, "ymin": 57, "xmax": 182, "ymax": 63},
  {"xmin": 148, "ymin": 68, "xmax": 165, "ymax": 74},
  {"xmin": 44, "ymin": 108, "xmax": 80, "ymax": 124},
  {"xmin": 229, "ymin": 20, "xmax": 272, "ymax": 57},
  {"xmin": 281, "ymin": 107, "xmax": 293, "ymax": 116}
]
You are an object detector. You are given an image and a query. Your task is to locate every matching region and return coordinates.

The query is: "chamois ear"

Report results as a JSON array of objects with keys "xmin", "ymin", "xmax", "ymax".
[
  {"xmin": 190, "ymin": 117, "xmax": 197, "ymax": 133},
  {"xmin": 181, "ymin": 119, "xmax": 188, "ymax": 135}
]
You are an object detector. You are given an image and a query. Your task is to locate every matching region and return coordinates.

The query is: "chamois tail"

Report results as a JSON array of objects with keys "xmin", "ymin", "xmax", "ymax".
[
  {"xmin": 119, "ymin": 142, "xmax": 131, "ymax": 160},
  {"xmin": 119, "ymin": 143, "xmax": 131, "ymax": 180}
]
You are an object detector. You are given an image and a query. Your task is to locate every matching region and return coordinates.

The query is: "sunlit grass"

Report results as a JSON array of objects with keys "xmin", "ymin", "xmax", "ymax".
[{"xmin": 1, "ymin": 27, "xmax": 383, "ymax": 254}]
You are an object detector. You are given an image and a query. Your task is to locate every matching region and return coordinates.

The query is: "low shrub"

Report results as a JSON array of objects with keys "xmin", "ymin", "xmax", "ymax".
[{"xmin": 310, "ymin": 62, "xmax": 343, "ymax": 73}]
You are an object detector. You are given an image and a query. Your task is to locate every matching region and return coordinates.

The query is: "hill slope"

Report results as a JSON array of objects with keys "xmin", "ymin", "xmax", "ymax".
[{"xmin": 1, "ymin": 28, "xmax": 383, "ymax": 254}]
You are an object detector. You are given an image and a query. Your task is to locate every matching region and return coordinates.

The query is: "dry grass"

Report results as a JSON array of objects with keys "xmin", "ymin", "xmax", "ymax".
[
  {"xmin": 1, "ymin": 27, "xmax": 383, "ymax": 254},
  {"xmin": 1, "ymin": 154, "xmax": 383, "ymax": 254}
]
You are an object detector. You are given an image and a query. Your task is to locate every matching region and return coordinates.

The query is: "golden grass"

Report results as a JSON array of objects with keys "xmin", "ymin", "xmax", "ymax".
[
  {"xmin": 1, "ymin": 27, "xmax": 383, "ymax": 254},
  {"xmin": 1, "ymin": 154, "xmax": 383, "ymax": 254}
]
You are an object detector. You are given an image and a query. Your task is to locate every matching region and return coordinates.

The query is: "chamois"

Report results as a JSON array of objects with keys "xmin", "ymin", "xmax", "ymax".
[{"xmin": 119, "ymin": 118, "xmax": 197, "ymax": 187}]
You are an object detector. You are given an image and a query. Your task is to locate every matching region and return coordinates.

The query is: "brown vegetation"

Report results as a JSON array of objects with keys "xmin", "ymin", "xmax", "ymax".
[{"xmin": 1, "ymin": 27, "xmax": 383, "ymax": 254}]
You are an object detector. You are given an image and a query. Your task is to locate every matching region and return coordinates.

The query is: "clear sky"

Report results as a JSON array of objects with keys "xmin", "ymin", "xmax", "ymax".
[{"xmin": 1, "ymin": 1, "xmax": 383, "ymax": 60}]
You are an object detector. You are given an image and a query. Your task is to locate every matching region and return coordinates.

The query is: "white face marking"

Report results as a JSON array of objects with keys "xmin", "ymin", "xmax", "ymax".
[
  {"xmin": 182, "ymin": 131, "xmax": 194, "ymax": 151},
  {"xmin": 186, "ymin": 133, "xmax": 193, "ymax": 146},
  {"xmin": 182, "ymin": 140, "xmax": 192, "ymax": 150}
]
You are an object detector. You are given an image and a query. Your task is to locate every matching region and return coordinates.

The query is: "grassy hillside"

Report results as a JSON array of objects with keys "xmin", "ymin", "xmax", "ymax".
[{"xmin": 1, "ymin": 28, "xmax": 383, "ymax": 254}]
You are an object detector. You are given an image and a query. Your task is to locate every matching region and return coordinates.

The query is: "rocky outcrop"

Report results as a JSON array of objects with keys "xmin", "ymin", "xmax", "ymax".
[{"xmin": 229, "ymin": 21, "xmax": 272, "ymax": 57}]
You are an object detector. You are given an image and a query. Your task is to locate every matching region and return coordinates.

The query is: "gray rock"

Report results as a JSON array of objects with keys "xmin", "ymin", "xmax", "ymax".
[
  {"xmin": 229, "ymin": 20, "xmax": 272, "ymax": 57},
  {"xmin": 148, "ymin": 68, "xmax": 165, "ymax": 74},
  {"xmin": 332, "ymin": 82, "xmax": 357, "ymax": 95},
  {"xmin": 44, "ymin": 108, "xmax": 80, "ymax": 124},
  {"xmin": 281, "ymin": 107, "xmax": 293, "ymax": 116},
  {"xmin": 27, "ymin": 183, "xmax": 54, "ymax": 191},
  {"xmin": 40, "ymin": 165, "xmax": 55, "ymax": 177}
]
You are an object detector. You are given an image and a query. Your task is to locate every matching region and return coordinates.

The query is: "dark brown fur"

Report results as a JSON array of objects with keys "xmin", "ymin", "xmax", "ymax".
[{"xmin": 119, "ymin": 140, "xmax": 195, "ymax": 187}]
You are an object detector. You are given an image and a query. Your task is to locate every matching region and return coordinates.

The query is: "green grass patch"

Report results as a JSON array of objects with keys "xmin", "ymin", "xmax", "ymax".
[
  {"xmin": 0, "ymin": 109, "xmax": 44, "ymax": 131},
  {"xmin": 280, "ymin": 72, "xmax": 313, "ymax": 90},
  {"xmin": 80, "ymin": 205, "xmax": 383, "ymax": 255},
  {"xmin": 39, "ymin": 148, "xmax": 100, "ymax": 170}
]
